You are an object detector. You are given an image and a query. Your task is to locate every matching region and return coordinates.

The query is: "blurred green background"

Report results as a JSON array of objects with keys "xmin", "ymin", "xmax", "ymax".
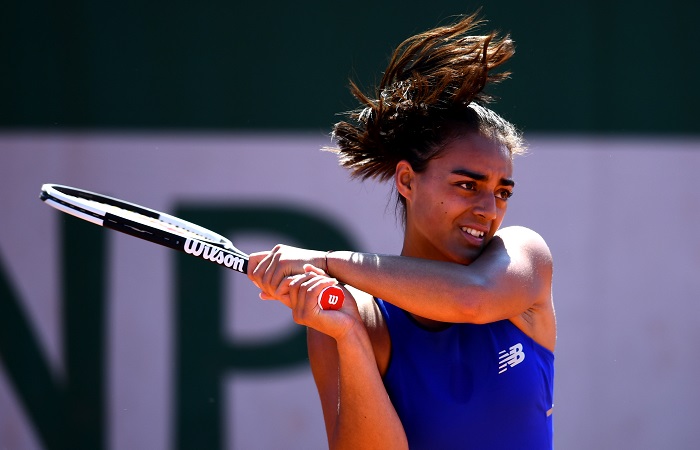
[{"xmin": 2, "ymin": 0, "xmax": 698, "ymax": 134}]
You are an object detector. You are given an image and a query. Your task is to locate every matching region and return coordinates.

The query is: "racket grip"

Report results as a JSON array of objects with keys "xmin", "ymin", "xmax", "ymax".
[{"xmin": 318, "ymin": 286, "xmax": 344, "ymax": 310}]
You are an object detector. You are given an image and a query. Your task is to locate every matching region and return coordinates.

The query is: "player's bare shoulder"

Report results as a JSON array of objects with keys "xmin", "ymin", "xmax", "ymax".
[
  {"xmin": 346, "ymin": 285, "xmax": 391, "ymax": 375},
  {"xmin": 497, "ymin": 226, "xmax": 556, "ymax": 351},
  {"xmin": 496, "ymin": 225, "xmax": 553, "ymax": 311},
  {"xmin": 495, "ymin": 225, "xmax": 553, "ymax": 270}
]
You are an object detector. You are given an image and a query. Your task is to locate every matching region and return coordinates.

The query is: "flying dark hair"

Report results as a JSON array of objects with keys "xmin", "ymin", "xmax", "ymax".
[{"xmin": 328, "ymin": 12, "xmax": 526, "ymax": 183}]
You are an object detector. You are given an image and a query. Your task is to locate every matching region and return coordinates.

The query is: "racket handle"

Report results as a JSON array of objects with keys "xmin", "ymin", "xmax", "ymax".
[{"xmin": 318, "ymin": 286, "xmax": 344, "ymax": 310}]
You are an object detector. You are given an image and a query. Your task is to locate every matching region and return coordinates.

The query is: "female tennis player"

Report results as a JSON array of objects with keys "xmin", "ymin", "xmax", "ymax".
[{"xmin": 248, "ymin": 13, "xmax": 555, "ymax": 449}]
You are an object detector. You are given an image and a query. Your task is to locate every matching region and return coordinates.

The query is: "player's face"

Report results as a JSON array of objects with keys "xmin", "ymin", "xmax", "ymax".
[{"xmin": 399, "ymin": 132, "xmax": 514, "ymax": 265}]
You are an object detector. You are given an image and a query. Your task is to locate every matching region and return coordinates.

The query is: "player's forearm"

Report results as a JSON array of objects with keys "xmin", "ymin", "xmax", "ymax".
[
  {"xmin": 326, "ymin": 251, "xmax": 490, "ymax": 322},
  {"xmin": 331, "ymin": 326, "xmax": 408, "ymax": 450}
]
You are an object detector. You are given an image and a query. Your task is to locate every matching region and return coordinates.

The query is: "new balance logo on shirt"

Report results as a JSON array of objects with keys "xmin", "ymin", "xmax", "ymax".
[{"xmin": 498, "ymin": 343, "xmax": 525, "ymax": 374}]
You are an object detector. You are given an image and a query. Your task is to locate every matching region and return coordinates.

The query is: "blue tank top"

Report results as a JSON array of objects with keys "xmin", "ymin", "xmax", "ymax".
[{"xmin": 376, "ymin": 299, "xmax": 554, "ymax": 450}]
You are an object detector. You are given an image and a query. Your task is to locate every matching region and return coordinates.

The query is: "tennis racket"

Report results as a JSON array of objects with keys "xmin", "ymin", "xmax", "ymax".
[{"xmin": 39, "ymin": 183, "xmax": 344, "ymax": 310}]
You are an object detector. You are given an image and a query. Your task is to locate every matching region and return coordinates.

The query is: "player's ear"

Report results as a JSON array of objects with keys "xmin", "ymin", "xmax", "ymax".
[{"xmin": 395, "ymin": 160, "xmax": 415, "ymax": 200}]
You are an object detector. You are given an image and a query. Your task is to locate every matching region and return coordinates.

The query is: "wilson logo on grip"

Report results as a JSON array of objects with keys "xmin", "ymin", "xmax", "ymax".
[{"xmin": 184, "ymin": 238, "xmax": 245, "ymax": 271}]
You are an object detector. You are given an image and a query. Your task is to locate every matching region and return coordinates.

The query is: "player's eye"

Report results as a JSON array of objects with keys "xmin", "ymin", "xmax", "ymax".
[
  {"xmin": 496, "ymin": 189, "xmax": 513, "ymax": 200},
  {"xmin": 458, "ymin": 181, "xmax": 477, "ymax": 191}
]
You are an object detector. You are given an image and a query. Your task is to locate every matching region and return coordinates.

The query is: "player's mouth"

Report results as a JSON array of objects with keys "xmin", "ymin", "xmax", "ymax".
[{"xmin": 461, "ymin": 226, "xmax": 485, "ymax": 240}]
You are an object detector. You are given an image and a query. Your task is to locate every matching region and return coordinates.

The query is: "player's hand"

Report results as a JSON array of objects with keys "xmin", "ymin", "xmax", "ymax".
[
  {"xmin": 260, "ymin": 265, "xmax": 360, "ymax": 340},
  {"xmin": 247, "ymin": 244, "xmax": 326, "ymax": 299}
]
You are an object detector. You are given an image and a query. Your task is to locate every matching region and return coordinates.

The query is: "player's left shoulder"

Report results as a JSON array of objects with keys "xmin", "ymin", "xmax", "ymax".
[
  {"xmin": 498, "ymin": 227, "xmax": 556, "ymax": 351},
  {"xmin": 495, "ymin": 226, "xmax": 553, "ymax": 266}
]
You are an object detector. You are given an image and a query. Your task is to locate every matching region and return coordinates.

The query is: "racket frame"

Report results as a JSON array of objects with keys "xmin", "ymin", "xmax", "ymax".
[
  {"xmin": 40, "ymin": 183, "xmax": 344, "ymax": 309},
  {"xmin": 40, "ymin": 183, "xmax": 249, "ymax": 273}
]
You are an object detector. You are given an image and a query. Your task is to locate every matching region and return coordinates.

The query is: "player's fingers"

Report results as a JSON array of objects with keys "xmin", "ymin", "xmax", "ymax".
[
  {"xmin": 289, "ymin": 275, "xmax": 338, "ymax": 324},
  {"xmin": 261, "ymin": 249, "xmax": 285, "ymax": 294},
  {"xmin": 273, "ymin": 273, "xmax": 307, "ymax": 300},
  {"xmin": 303, "ymin": 264, "xmax": 327, "ymax": 276},
  {"xmin": 259, "ymin": 290, "xmax": 292, "ymax": 309},
  {"xmin": 268, "ymin": 245, "xmax": 304, "ymax": 293},
  {"xmin": 247, "ymin": 251, "xmax": 271, "ymax": 289},
  {"xmin": 251, "ymin": 248, "xmax": 283, "ymax": 296},
  {"xmin": 259, "ymin": 271, "xmax": 309, "ymax": 309},
  {"xmin": 265, "ymin": 245, "xmax": 325, "ymax": 292}
]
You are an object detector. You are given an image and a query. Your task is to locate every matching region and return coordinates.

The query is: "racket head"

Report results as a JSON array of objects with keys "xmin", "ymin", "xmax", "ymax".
[{"xmin": 40, "ymin": 183, "xmax": 249, "ymax": 273}]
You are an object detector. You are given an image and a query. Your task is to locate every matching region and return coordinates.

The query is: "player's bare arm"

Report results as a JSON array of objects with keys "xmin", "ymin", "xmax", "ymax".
[
  {"xmin": 327, "ymin": 226, "xmax": 554, "ymax": 349},
  {"xmin": 249, "ymin": 225, "xmax": 554, "ymax": 350},
  {"xmin": 275, "ymin": 270, "xmax": 406, "ymax": 449}
]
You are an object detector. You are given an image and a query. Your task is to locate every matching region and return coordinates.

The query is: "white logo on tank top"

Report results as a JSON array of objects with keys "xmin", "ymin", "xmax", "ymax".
[{"xmin": 498, "ymin": 343, "xmax": 525, "ymax": 374}]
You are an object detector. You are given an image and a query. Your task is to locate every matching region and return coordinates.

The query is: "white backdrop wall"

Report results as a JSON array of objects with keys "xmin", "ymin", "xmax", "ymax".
[{"xmin": 1, "ymin": 132, "xmax": 699, "ymax": 449}]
